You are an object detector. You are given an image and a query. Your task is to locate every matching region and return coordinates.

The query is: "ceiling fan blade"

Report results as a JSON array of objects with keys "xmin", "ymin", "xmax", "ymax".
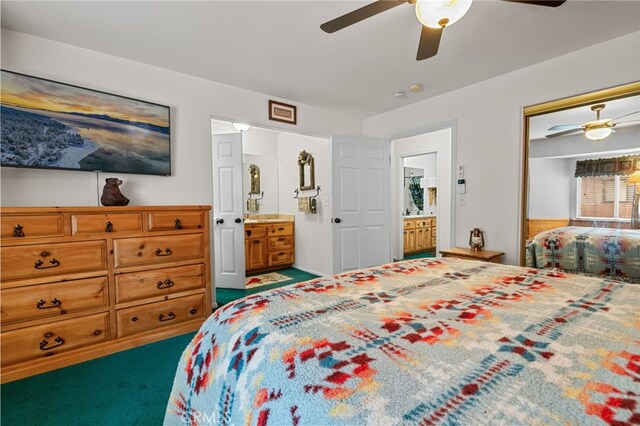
[
  {"xmin": 545, "ymin": 128, "xmax": 584, "ymax": 138},
  {"xmin": 547, "ymin": 124, "xmax": 582, "ymax": 132},
  {"xmin": 612, "ymin": 110, "xmax": 640, "ymax": 121},
  {"xmin": 320, "ymin": 0, "xmax": 407, "ymax": 33},
  {"xmin": 615, "ymin": 118, "xmax": 640, "ymax": 125},
  {"xmin": 502, "ymin": 0, "xmax": 566, "ymax": 6},
  {"xmin": 417, "ymin": 25, "xmax": 443, "ymax": 61}
]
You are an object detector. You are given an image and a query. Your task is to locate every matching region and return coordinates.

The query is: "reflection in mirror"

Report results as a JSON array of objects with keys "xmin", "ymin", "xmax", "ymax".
[
  {"xmin": 298, "ymin": 150, "xmax": 315, "ymax": 191},
  {"xmin": 403, "ymin": 153, "xmax": 437, "ymax": 217},
  {"xmin": 522, "ymin": 83, "xmax": 640, "ymax": 274}
]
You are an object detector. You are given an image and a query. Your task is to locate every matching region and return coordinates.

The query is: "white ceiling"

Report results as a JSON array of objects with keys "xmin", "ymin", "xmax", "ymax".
[{"xmin": 2, "ymin": 1, "xmax": 639, "ymax": 119}]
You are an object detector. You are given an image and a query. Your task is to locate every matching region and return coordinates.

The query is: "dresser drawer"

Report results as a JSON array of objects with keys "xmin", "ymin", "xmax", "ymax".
[
  {"xmin": 1, "ymin": 313, "xmax": 109, "ymax": 365},
  {"xmin": 148, "ymin": 211, "xmax": 204, "ymax": 232},
  {"xmin": 403, "ymin": 220, "xmax": 416, "ymax": 230},
  {"xmin": 113, "ymin": 234, "xmax": 204, "ymax": 268},
  {"xmin": 1, "ymin": 276, "xmax": 108, "ymax": 323},
  {"xmin": 268, "ymin": 249, "xmax": 294, "ymax": 266},
  {"xmin": 268, "ymin": 223, "xmax": 293, "ymax": 237},
  {"xmin": 1, "ymin": 240, "xmax": 108, "ymax": 281},
  {"xmin": 1, "ymin": 215, "xmax": 65, "ymax": 240},
  {"xmin": 71, "ymin": 213, "xmax": 142, "ymax": 235},
  {"xmin": 268, "ymin": 235, "xmax": 293, "ymax": 251},
  {"xmin": 115, "ymin": 264, "xmax": 205, "ymax": 303},
  {"xmin": 116, "ymin": 294, "xmax": 205, "ymax": 338}
]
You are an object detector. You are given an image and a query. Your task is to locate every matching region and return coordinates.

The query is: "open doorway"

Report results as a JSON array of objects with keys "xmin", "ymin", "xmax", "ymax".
[
  {"xmin": 210, "ymin": 119, "xmax": 332, "ymax": 291},
  {"xmin": 401, "ymin": 152, "xmax": 438, "ymax": 259},
  {"xmin": 391, "ymin": 126, "xmax": 454, "ymax": 261}
]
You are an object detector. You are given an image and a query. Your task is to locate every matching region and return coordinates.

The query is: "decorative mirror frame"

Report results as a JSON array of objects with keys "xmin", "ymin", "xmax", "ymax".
[
  {"xmin": 297, "ymin": 150, "xmax": 315, "ymax": 191},
  {"xmin": 248, "ymin": 164, "xmax": 261, "ymax": 195},
  {"xmin": 519, "ymin": 81, "xmax": 640, "ymax": 266}
]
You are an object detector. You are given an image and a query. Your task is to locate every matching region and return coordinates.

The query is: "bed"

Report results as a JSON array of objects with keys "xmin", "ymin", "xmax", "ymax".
[
  {"xmin": 526, "ymin": 226, "xmax": 640, "ymax": 282},
  {"xmin": 165, "ymin": 258, "xmax": 639, "ymax": 425}
]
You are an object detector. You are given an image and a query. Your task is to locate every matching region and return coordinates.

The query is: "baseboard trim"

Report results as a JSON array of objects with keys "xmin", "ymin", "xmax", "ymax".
[{"xmin": 291, "ymin": 264, "xmax": 329, "ymax": 277}]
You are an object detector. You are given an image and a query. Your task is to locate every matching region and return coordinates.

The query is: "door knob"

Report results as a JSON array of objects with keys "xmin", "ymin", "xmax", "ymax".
[
  {"xmin": 333, "ymin": 218, "xmax": 342, "ymax": 224},
  {"xmin": 235, "ymin": 218, "xmax": 242, "ymax": 224},
  {"xmin": 215, "ymin": 218, "xmax": 224, "ymax": 224}
]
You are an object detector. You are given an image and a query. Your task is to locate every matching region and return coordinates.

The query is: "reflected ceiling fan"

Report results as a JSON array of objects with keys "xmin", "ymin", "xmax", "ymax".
[
  {"xmin": 545, "ymin": 104, "xmax": 640, "ymax": 141},
  {"xmin": 320, "ymin": 0, "xmax": 566, "ymax": 61}
]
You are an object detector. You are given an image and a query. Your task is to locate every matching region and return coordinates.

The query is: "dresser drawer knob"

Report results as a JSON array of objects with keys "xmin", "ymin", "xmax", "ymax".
[
  {"xmin": 278, "ymin": 237, "xmax": 285, "ymax": 241},
  {"xmin": 131, "ymin": 316, "xmax": 138, "ymax": 322},
  {"xmin": 36, "ymin": 298, "xmax": 62, "ymax": 309},
  {"xmin": 13, "ymin": 224, "xmax": 25, "ymax": 238},
  {"xmin": 39, "ymin": 336, "xmax": 65, "ymax": 351},
  {"xmin": 158, "ymin": 312, "xmax": 176, "ymax": 322},
  {"xmin": 93, "ymin": 330, "xmax": 102, "ymax": 336},
  {"xmin": 105, "ymin": 221, "xmax": 114, "ymax": 232},
  {"xmin": 155, "ymin": 248, "xmax": 173, "ymax": 257},
  {"xmin": 190, "ymin": 309, "xmax": 197, "ymax": 315},
  {"xmin": 157, "ymin": 279, "xmax": 175, "ymax": 289},
  {"xmin": 34, "ymin": 259, "xmax": 60, "ymax": 269},
  {"xmin": 174, "ymin": 218, "xmax": 183, "ymax": 230}
]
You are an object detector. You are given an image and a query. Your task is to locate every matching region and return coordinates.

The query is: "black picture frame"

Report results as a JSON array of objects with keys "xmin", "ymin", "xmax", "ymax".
[{"xmin": 0, "ymin": 69, "xmax": 172, "ymax": 176}]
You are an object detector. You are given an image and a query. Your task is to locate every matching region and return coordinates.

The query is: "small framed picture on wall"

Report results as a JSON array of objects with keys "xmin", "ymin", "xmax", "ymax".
[{"xmin": 269, "ymin": 100, "xmax": 297, "ymax": 125}]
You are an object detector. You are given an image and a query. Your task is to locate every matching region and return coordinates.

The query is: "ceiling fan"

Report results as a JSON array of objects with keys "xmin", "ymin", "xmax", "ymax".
[
  {"xmin": 320, "ymin": 0, "xmax": 566, "ymax": 61},
  {"xmin": 545, "ymin": 104, "xmax": 640, "ymax": 141}
]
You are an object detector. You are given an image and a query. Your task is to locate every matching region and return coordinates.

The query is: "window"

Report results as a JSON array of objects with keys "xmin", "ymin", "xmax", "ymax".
[{"xmin": 577, "ymin": 175, "xmax": 634, "ymax": 220}]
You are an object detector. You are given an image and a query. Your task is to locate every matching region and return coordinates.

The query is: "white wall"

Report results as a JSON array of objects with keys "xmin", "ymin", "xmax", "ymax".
[
  {"xmin": 530, "ymin": 126, "xmax": 640, "ymax": 159},
  {"xmin": 276, "ymin": 132, "xmax": 332, "ymax": 276},
  {"xmin": 392, "ymin": 128, "xmax": 453, "ymax": 260},
  {"xmin": 528, "ymin": 158, "xmax": 572, "ymax": 218},
  {"xmin": 364, "ymin": 32, "xmax": 640, "ymax": 265},
  {"xmin": 0, "ymin": 29, "xmax": 362, "ymax": 207}
]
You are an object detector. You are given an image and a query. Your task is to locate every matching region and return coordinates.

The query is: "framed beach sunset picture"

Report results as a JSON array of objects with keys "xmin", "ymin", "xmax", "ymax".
[{"xmin": 0, "ymin": 70, "xmax": 171, "ymax": 175}]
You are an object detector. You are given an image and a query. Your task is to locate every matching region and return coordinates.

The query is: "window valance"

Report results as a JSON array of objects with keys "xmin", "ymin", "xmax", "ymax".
[{"xmin": 574, "ymin": 155, "xmax": 640, "ymax": 178}]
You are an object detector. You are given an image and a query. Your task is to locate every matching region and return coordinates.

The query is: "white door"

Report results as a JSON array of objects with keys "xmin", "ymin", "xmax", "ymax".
[
  {"xmin": 212, "ymin": 133, "xmax": 246, "ymax": 289},
  {"xmin": 331, "ymin": 135, "xmax": 391, "ymax": 273}
]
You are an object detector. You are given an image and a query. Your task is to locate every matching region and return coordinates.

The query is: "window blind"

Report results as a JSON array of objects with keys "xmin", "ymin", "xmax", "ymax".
[{"xmin": 577, "ymin": 175, "xmax": 634, "ymax": 220}]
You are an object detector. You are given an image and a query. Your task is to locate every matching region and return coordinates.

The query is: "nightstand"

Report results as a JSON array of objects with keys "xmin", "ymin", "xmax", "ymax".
[{"xmin": 439, "ymin": 247, "xmax": 504, "ymax": 263}]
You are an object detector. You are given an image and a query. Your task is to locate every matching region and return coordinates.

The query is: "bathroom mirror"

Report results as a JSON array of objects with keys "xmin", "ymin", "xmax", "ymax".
[
  {"xmin": 403, "ymin": 153, "xmax": 438, "ymax": 217},
  {"xmin": 249, "ymin": 164, "xmax": 261, "ymax": 195},
  {"xmin": 298, "ymin": 150, "xmax": 315, "ymax": 191},
  {"xmin": 243, "ymin": 154, "xmax": 278, "ymax": 214}
]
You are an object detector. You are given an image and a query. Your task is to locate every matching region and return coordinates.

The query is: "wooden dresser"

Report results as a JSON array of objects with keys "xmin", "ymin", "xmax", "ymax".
[
  {"xmin": 403, "ymin": 216, "xmax": 437, "ymax": 255},
  {"xmin": 0, "ymin": 205, "xmax": 212, "ymax": 383},
  {"xmin": 245, "ymin": 221, "xmax": 294, "ymax": 274}
]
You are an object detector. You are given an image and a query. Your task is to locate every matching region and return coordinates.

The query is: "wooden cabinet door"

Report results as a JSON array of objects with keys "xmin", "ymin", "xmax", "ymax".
[
  {"xmin": 403, "ymin": 229, "xmax": 416, "ymax": 254},
  {"xmin": 246, "ymin": 238, "xmax": 267, "ymax": 271},
  {"xmin": 415, "ymin": 228, "xmax": 425, "ymax": 251}
]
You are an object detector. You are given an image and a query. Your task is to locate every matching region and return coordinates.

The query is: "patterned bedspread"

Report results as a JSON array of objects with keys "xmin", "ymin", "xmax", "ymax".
[
  {"xmin": 526, "ymin": 226, "xmax": 640, "ymax": 282},
  {"xmin": 165, "ymin": 258, "xmax": 640, "ymax": 425}
]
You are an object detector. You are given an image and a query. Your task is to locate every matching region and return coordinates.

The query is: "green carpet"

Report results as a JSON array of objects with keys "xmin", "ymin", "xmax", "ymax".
[
  {"xmin": 1, "ymin": 268, "xmax": 318, "ymax": 425},
  {"xmin": 403, "ymin": 250, "xmax": 436, "ymax": 260},
  {"xmin": 1, "ymin": 331, "xmax": 195, "ymax": 426},
  {"xmin": 217, "ymin": 267, "xmax": 319, "ymax": 307}
]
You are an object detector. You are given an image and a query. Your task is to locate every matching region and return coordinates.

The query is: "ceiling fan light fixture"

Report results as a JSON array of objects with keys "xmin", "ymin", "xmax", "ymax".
[
  {"xmin": 584, "ymin": 126, "xmax": 613, "ymax": 141},
  {"xmin": 415, "ymin": 0, "xmax": 473, "ymax": 28}
]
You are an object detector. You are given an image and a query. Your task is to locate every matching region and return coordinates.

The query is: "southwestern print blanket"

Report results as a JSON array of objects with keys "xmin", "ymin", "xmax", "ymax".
[
  {"xmin": 526, "ymin": 226, "xmax": 640, "ymax": 282},
  {"xmin": 165, "ymin": 258, "xmax": 640, "ymax": 426}
]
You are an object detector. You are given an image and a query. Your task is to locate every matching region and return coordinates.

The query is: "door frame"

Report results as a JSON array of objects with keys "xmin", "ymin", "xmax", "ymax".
[{"xmin": 389, "ymin": 120, "xmax": 457, "ymax": 261}]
